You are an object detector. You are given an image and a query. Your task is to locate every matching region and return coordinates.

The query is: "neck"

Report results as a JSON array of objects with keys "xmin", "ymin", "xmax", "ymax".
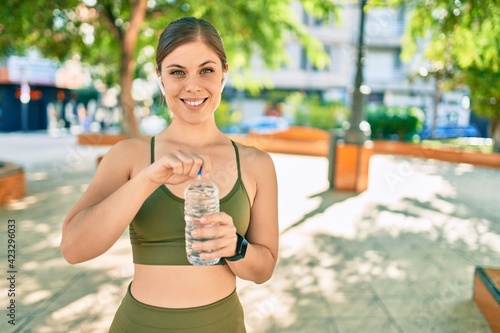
[{"xmin": 159, "ymin": 121, "xmax": 226, "ymax": 148}]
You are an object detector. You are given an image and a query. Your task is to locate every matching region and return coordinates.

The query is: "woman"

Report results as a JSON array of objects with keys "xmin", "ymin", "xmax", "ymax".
[{"xmin": 60, "ymin": 17, "xmax": 279, "ymax": 332}]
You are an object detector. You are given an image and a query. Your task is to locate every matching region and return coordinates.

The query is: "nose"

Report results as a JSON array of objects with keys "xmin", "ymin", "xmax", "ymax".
[{"xmin": 184, "ymin": 75, "xmax": 202, "ymax": 92}]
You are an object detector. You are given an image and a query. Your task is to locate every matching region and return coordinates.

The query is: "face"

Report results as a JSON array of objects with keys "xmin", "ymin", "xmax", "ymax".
[{"xmin": 158, "ymin": 41, "xmax": 227, "ymax": 125}]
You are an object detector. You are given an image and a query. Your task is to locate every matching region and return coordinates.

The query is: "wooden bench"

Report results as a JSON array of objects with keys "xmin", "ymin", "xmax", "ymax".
[
  {"xmin": 0, "ymin": 162, "xmax": 26, "ymax": 205},
  {"xmin": 232, "ymin": 129, "xmax": 500, "ymax": 169},
  {"xmin": 235, "ymin": 126, "xmax": 330, "ymax": 156},
  {"xmin": 474, "ymin": 266, "xmax": 500, "ymax": 332},
  {"xmin": 77, "ymin": 133, "xmax": 128, "ymax": 146}
]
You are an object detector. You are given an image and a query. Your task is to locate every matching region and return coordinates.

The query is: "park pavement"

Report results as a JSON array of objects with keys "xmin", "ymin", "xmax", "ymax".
[{"xmin": 0, "ymin": 131, "xmax": 499, "ymax": 333}]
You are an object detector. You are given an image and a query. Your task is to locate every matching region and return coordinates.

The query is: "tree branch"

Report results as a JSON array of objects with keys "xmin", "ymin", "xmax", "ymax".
[
  {"xmin": 125, "ymin": 0, "xmax": 147, "ymax": 46},
  {"xmin": 99, "ymin": 3, "xmax": 122, "ymax": 42}
]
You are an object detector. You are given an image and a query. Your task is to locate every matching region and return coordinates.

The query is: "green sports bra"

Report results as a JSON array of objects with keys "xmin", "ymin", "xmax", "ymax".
[{"xmin": 129, "ymin": 137, "xmax": 251, "ymax": 265}]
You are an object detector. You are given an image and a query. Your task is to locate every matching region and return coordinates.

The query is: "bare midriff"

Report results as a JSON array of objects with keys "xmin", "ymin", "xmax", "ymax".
[{"xmin": 130, "ymin": 264, "xmax": 236, "ymax": 308}]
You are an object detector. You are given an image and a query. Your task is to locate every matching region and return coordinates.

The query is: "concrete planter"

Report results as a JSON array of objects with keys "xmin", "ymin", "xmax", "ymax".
[
  {"xmin": 77, "ymin": 133, "xmax": 128, "ymax": 146},
  {"xmin": 230, "ymin": 126, "xmax": 330, "ymax": 157},
  {"xmin": 474, "ymin": 267, "xmax": 500, "ymax": 332},
  {"xmin": 232, "ymin": 128, "xmax": 500, "ymax": 169},
  {"xmin": 231, "ymin": 128, "xmax": 500, "ymax": 193},
  {"xmin": 0, "ymin": 162, "xmax": 25, "ymax": 205},
  {"xmin": 78, "ymin": 130, "xmax": 500, "ymax": 169},
  {"xmin": 372, "ymin": 140, "xmax": 500, "ymax": 169}
]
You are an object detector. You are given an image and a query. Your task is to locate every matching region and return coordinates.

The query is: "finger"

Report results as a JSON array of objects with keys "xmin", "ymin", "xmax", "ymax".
[
  {"xmin": 191, "ymin": 220, "xmax": 237, "ymax": 244},
  {"xmin": 170, "ymin": 150, "xmax": 197, "ymax": 175},
  {"xmin": 200, "ymin": 212, "xmax": 232, "ymax": 226},
  {"xmin": 158, "ymin": 155, "xmax": 183, "ymax": 175},
  {"xmin": 190, "ymin": 223, "xmax": 221, "ymax": 239},
  {"xmin": 199, "ymin": 248, "xmax": 224, "ymax": 261},
  {"xmin": 179, "ymin": 151, "xmax": 206, "ymax": 177},
  {"xmin": 191, "ymin": 238, "xmax": 220, "ymax": 252},
  {"xmin": 190, "ymin": 156, "xmax": 204, "ymax": 177},
  {"xmin": 199, "ymin": 155, "xmax": 212, "ymax": 177},
  {"xmin": 200, "ymin": 234, "xmax": 238, "ymax": 260},
  {"xmin": 192, "ymin": 234, "xmax": 236, "ymax": 258}
]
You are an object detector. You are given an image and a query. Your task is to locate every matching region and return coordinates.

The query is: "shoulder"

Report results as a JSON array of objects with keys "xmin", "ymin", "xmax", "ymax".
[
  {"xmin": 99, "ymin": 137, "xmax": 151, "ymax": 173},
  {"xmin": 103, "ymin": 137, "xmax": 149, "ymax": 159},
  {"xmin": 234, "ymin": 141, "xmax": 276, "ymax": 175}
]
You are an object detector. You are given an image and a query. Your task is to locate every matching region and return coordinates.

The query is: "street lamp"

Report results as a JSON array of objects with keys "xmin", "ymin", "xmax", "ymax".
[
  {"xmin": 344, "ymin": 0, "xmax": 371, "ymax": 144},
  {"xmin": 328, "ymin": 0, "xmax": 373, "ymax": 192},
  {"xmin": 20, "ymin": 82, "xmax": 31, "ymax": 132}
]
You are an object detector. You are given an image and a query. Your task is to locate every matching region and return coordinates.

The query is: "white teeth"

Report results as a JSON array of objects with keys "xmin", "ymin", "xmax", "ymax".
[{"xmin": 184, "ymin": 99, "xmax": 204, "ymax": 106}]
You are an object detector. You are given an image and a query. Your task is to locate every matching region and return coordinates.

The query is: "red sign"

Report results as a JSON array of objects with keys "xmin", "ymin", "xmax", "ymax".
[{"xmin": 15, "ymin": 88, "xmax": 43, "ymax": 101}]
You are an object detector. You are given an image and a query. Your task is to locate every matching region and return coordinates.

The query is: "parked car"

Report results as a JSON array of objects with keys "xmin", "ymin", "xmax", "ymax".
[
  {"xmin": 419, "ymin": 125, "xmax": 480, "ymax": 139},
  {"xmin": 140, "ymin": 115, "xmax": 167, "ymax": 135},
  {"xmin": 240, "ymin": 116, "xmax": 289, "ymax": 134}
]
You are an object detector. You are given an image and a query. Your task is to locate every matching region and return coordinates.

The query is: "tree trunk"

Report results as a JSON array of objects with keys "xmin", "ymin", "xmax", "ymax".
[
  {"xmin": 119, "ymin": 0, "xmax": 148, "ymax": 138},
  {"xmin": 491, "ymin": 117, "xmax": 500, "ymax": 153}
]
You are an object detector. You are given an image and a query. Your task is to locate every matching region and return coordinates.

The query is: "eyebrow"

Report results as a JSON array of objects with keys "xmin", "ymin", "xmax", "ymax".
[{"xmin": 166, "ymin": 60, "xmax": 218, "ymax": 69}]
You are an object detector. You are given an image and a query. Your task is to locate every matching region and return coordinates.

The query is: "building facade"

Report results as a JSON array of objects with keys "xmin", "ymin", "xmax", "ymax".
[
  {"xmin": 228, "ymin": 3, "xmax": 476, "ymax": 136},
  {"xmin": 0, "ymin": 55, "xmax": 84, "ymax": 132}
]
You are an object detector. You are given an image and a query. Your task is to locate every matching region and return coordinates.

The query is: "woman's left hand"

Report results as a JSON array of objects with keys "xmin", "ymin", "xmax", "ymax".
[{"xmin": 190, "ymin": 212, "xmax": 238, "ymax": 260}]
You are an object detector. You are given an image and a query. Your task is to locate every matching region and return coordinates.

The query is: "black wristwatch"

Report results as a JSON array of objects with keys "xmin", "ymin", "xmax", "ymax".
[{"xmin": 225, "ymin": 233, "xmax": 248, "ymax": 261}]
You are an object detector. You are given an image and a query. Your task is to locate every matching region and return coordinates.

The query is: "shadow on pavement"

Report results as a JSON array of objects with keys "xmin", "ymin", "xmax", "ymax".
[
  {"xmin": 280, "ymin": 189, "xmax": 357, "ymax": 234},
  {"xmin": 0, "ymin": 135, "xmax": 497, "ymax": 333}
]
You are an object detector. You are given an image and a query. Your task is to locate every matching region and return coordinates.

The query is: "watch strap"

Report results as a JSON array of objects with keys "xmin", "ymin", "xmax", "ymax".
[{"xmin": 225, "ymin": 233, "xmax": 248, "ymax": 261}]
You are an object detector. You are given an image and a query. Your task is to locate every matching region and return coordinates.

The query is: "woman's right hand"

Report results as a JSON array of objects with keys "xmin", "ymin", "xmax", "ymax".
[{"xmin": 145, "ymin": 150, "xmax": 212, "ymax": 185}]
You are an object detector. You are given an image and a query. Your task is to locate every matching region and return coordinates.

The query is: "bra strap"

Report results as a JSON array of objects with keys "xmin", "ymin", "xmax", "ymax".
[
  {"xmin": 230, "ymin": 140, "xmax": 242, "ymax": 180},
  {"xmin": 150, "ymin": 136, "xmax": 155, "ymax": 164}
]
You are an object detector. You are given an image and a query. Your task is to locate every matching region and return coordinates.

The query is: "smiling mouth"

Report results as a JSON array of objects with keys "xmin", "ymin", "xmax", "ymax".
[{"xmin": 182, "ymin": 98, "xmax": 207, "ymax": 107}]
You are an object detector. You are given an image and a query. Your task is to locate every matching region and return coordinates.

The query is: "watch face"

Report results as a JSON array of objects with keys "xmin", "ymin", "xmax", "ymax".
[{"xmin": 237, "ymin": 236, "xmax": 248, "ymax": 258}]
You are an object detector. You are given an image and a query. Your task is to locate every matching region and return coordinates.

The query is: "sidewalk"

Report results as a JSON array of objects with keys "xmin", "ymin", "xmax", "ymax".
[{"xmin": 0, "ymin": 132, "xmax": 498, "ymax": 332}]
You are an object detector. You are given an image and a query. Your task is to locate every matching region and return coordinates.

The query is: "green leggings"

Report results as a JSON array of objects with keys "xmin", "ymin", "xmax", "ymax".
[{"xmin": 108, "ymin": 283, "xmax": 246, "ymax": 332}]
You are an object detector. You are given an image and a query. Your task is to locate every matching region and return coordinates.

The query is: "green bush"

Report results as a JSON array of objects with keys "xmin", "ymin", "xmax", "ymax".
[
  {"xmin": 215, "ymin": 99, "xmax": 241, "ymax": 130},
  {"xmin": 366, "ymin": 105, "xmax": 425, "ymax": 141},
  {"xmin": 284, "ymin": 92, "xmax": 349, "ymax": 130}
]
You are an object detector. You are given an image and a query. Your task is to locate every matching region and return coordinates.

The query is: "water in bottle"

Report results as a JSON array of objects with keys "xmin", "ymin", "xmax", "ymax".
[{"xmin": 184, "ymin": 169, "xmax": 220, "ymax": 265}]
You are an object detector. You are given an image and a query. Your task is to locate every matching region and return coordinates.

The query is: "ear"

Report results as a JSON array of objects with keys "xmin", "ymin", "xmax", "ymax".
[
  {"xmin": 156, "ymin": 76, "xmax": 165, "ymax": 96},
  {"xmin": 221, "ymin": 74, "xmax": 227, "ymax": 93}
]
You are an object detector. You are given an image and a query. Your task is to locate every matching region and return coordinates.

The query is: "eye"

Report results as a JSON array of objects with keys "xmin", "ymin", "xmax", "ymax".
[
  {"xmin": 169, "ymin": 69, "xmax": 185, "ymax": 75},
  {"xmin": 200, "ymin": 68, "xmax": 214, "ymax": 74}
]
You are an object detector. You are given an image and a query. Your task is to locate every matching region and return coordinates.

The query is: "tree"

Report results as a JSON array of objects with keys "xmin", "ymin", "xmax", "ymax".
[
  {"xmin": 0, "ymin": 0, "xmax": 340, "ymax": 137},
  {"xmin": 389, "ymin": 0, "xmax": 500, "ymax": 151}
]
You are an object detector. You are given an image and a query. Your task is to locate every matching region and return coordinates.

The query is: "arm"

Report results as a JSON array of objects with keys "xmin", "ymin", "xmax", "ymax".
[
  {"xmin": 60, "ymin": 139, "xmax": 208, "ymax": 264},
  {"xmin": 226, "ymin": 151, "xmax": 279, "ymax": 283},
  {"xmin": 60, "ymin": 139, "xmax": 157, "ymax": 264}
]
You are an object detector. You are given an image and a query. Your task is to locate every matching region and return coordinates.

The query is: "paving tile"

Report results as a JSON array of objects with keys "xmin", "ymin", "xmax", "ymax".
[
  {"xmin": 275, "ymin": 318, "xmax": 337, "ymax": 333},
  {"xmin": 369, "ymin": 279, "xmax": 428, "ymax": 299},
  {"xmin": 402, "ymin": 263, "xmax": 449, "ymax": 280},
  {"xmin": 469, "ymin": 253, "xmax": 500, "ymax": 267},
  {"xmin": 334, "ymin": 316, "xmax": 402, "ymax": 333},
  {"xmin": 327, "ymin": 296, "xmax": 388, "ymax": 317},
  {"xmin": 393, "ymin": 315, "xmax": 481, "ymax": 333},
  {"xmin": 458, "ymin": 316, "xmax": 494, "ymax": 333},
  {"xmin": 381, "ymin": 297, "xmax": 444, "ymax": 317},
  {"xmin": 430, "ymin": 254, "xmax": 478, "ymax": 269},
  {"xmin": 416, "ymin": 277, "xmax": 474, "ymax": 301},
  {"xmin": 326, "ymin": 284, "xmax": 376, "ymax": 301}
]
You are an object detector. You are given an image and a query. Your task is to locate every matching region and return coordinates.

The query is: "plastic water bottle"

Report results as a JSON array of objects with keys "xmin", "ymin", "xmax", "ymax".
[{"xmin": 184, "ymin": 169, "xmax": 220, "ymax": 265}]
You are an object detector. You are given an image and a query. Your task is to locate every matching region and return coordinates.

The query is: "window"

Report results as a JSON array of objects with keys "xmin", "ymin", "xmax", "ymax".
[
  {"xmin": 301, "ymin": 46, "xmax": 331, "ymax": 72},
  {"xmin": 394, "ymin": 48, "xmax": 402, "ymax": 70}
]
